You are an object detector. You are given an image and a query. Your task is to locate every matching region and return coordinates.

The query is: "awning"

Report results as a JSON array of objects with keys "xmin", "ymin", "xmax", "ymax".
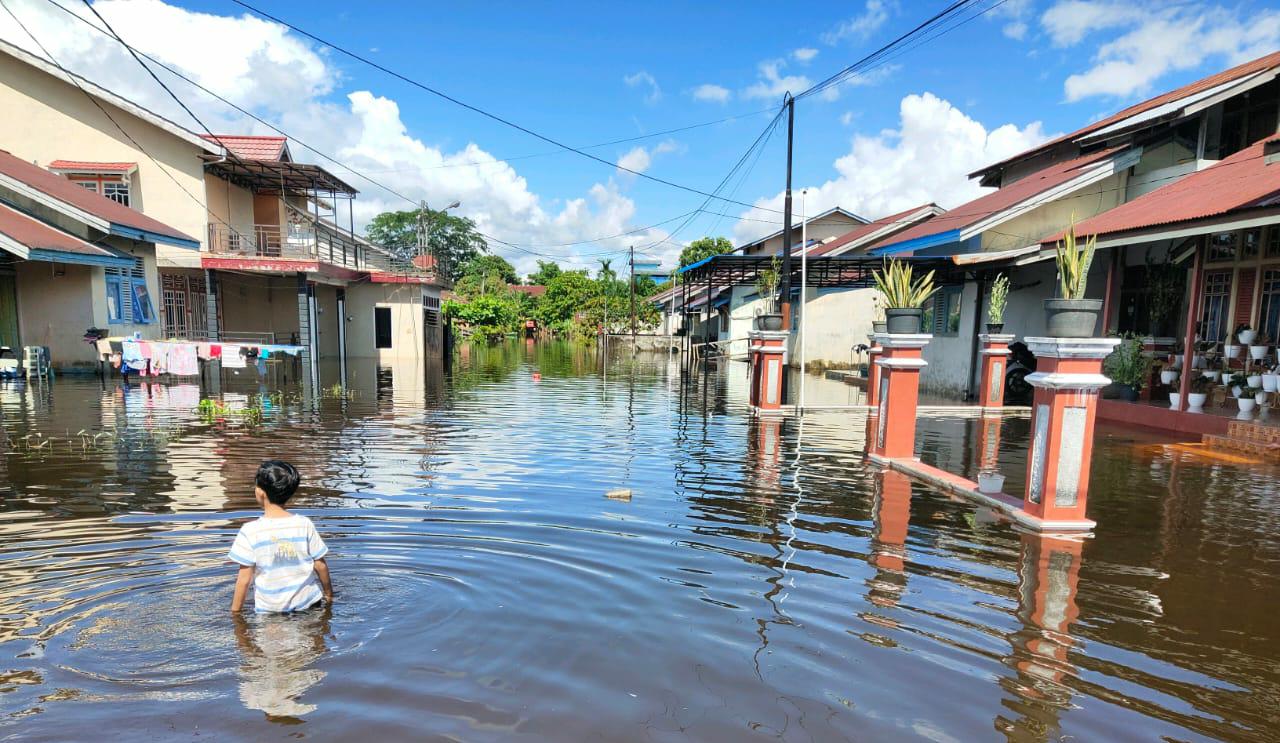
[
  {"xmin": 204, "ymin": 157, "xmax": 358, "ymax": 196},
  {"xmin": 0, "ymin": 202, "xmax": 135, "ymax": 267}
]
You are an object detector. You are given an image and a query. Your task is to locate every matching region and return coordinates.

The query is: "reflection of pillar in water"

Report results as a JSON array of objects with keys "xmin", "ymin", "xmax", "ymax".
[
  {"xmin": 751, "ymin": 416, "xmax": 784, "ymax": 489},
  {"xmin": 997, "ymin": 532, "xmax": 1083, "ymax": 734},
  {"xmin": 868, "ymin": 470, "xmax": 913, "ymax": 609},
  {"xmin": 977, "ymin": 414, "xmax": 1004, "ymax": 472}
]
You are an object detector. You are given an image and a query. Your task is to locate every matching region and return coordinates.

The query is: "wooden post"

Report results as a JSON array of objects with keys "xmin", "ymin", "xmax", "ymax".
[{"xmin": 1176, "ymin": 239, "xmax": 1204, "ymax": 412}]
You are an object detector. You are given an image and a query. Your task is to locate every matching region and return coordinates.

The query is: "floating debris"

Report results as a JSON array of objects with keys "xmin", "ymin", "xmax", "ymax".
[{"xmin": 605, "ymin": 488, "xmax": 632, "ymax": 502}]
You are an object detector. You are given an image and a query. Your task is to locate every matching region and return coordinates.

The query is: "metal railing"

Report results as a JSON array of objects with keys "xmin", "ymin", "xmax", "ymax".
[{"xmin": 207, "ymin": 220, "xmax": 367, "ymax": 271}]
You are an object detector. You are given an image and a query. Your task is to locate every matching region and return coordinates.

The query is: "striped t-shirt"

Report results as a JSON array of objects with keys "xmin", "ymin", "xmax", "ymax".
[{"xmin": 228, "ymin": 514, "xmax": 328, "ymax": 613}]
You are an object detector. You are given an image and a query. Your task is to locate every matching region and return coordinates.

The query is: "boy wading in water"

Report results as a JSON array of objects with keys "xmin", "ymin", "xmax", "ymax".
[{"xmin": 230, "ymin": 461, "xmax": 333, "ymax": 613}]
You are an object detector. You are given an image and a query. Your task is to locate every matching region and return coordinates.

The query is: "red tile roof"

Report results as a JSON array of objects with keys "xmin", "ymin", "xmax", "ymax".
[
  {"xmin": 47, "ymin": 160, "xmax": 137, "ymax": 173},
  {"xmin": 200, "ymin": 134, "xmax": 288, "ymax": 161},
  {"xmin": 509, "ymin": 284, "xmax": 546, "ymax": 297},
  {"xmin": 974, "ymin": 50, "xmax": 1280, "ymax": 181},
  {"xmin": 1050, "ymin": 139, "xmax": 1280, "ymax": 242},
  {"xmin": 0, "ymin": 149, "xmax": 196, "ymax": 245},
  {"xmin": 807, "ymin": 203, "xmax": 942, "ymax": 257},
  {"xmin": 866, "ymin": 147, "xmax": 1125, "ymax": 252},
  {"xmin": 0, "ymin": 202, "xmax": 123, "ymax": 258}
]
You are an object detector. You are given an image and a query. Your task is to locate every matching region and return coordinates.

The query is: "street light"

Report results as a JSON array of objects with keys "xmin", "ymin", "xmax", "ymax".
[
  {"xmin": 417, "ymin": 200, "xmax": 462, "ymax": 264},
  {"xmin": 799, "ymin": 189, "xmax": 808, "ymax": 414}
]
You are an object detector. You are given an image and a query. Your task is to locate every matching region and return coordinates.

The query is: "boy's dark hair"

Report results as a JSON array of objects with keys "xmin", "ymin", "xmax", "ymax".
[{"xmin": 256, "ymin": 460, "xmax": 300, "ymax": 505}]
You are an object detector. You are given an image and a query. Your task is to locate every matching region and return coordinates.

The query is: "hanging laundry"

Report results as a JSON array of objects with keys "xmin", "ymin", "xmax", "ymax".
[
  {"xmin": 150, "ymin": 343, "xmax": 171, "ymax": 375},
  {"xmin": 168, "ymin": 344, "xmax": 199, "ymax": 376},
  {"xmin": 136, "ymin": 341, "xmax": 154, "ymax": 359},
  {"xmin": 122, "ymin": 340, "xmax": 145, "ymax": 368},
  {"xmin": 96, "ymin": 338, "xmax": 113, "ymax": 356},
  {"xmin": 221, "ymin": 345, "xmax": 246, "ymax": 369},
  {"xmin": 209, "ymin": 344, "xmax": 223, "ymax": 360}
]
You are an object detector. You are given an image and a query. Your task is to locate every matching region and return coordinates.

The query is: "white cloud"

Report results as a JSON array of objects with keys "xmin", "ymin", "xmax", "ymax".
[
  {"xmin": 742, "ymin": 59, "xmax": 813, "ymax": 101},
  {"xmin": 732, "ymin": 92, "xmax": 1048, "ymax": 244},
  {"xmin": 615, "ymin": 139, "xmax": 680, "ymax": 175},
  {"xmin": 1044, "ymin": 1, "xmax": 1280, "ymax": 102},
  {"xmin": 623, "ymin": 70, "xmax": 661, "ymax": 104},
  {"xmin": 792, "ymin": 47, "xmax": 819, "ymax": 63},
  {"xmin": 0, "ymin": 0, "xmax": 668, "ymax": 273},
  {"xmin": 690, "ymin": 83, "xmax": 731, "ymax": 104},
  {"xmin": 823, "ymin": 0, "xmax": 893, "ymax": 45},
  {"xmin": 989, "ymin": 0, "xmax": 1033, "ymax": 40},
  {"xmin": 840, "ymin": 111, "xmax": 856, "ymax": 126}
]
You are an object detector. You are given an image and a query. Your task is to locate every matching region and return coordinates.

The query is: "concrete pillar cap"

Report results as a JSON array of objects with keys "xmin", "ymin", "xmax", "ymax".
[
  {"xmin": 873, "ymin": 332, "xmax": 933, "ymax": 349},
  {"xmin": 748, "ymin": 330, "xmax": 791, "ymax": 341},
  {"xmin": 978, "ymin": 333, "xmax": 1016, "ymax": 344},
  {"xmin": 1024, "ymin": 337, "xmax": 1121, "ymax": 359}
]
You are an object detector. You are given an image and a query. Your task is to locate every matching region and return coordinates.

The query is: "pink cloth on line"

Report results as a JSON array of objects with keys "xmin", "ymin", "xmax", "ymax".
[{"xmin": 168, "ymin": 344, "xmax": 199, "ymax": 376}]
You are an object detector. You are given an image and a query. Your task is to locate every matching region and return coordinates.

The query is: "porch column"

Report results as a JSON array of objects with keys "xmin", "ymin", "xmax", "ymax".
[
  {"xmin": 336, "ymin": 287, "xmax": 348, "ymax": 388},
  {"xmin": 1021, "ymin": 337, "xmax": 1120, "ymax": 530},
  {"xmin": 869, "ymin": 333, "xmax": 931, "ymax": 462},
  {"xmin": 977, "ymin": 333, "xmax": 1015, "ymax": 409},
  {"xmin": 1176, "ymin": 239, "xmax": 1205, "ymax": 412},
  {"xmin": 296, "ymin": 272, "xmax": 316, "ymax": 393},
  {"xmin": 748, "ymin": 330, "xmax": 788, "ymax": 413},
  {"xmin": 204, "ymin": 269, "xmax": 221, "ymax": 393},
  {"xmin": 866, "ymin": 333, "xmax": 884, "ymax": 407}
]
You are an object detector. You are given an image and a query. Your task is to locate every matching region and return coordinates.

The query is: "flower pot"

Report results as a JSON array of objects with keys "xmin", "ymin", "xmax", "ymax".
[
  {"xmin": 1239, "ymin": 398, "xmax": 1257, "ymax": 413},
  {"xmin": 872, "ymin": 320, "xmax": 887, "ymax": 334},
  {"xmin": 1160, "ymin": 369, "xmax": 1178, "ymax": 385},
  {"xmin": 1248, "ymin": 374, "xmax": 1262, "ymax": 388},
  {"xmin": 1117, "ymin": 384, "xmax": 1140, "ymax": 402},
  {"xmin": 977, "ymin": 472, "xmax": 1006, "ymax": 494},
  {"xmin": 1044, "ymin": 298, "xmax": 1102, "ymax": 338},
  {"xmin": 986, "ymin": 322, "xmax": 1005, "ymax": 334},
  {"xmin": 1239, "ymin": 329, "xmax": 1257, "ymax": 345},
  {"xmin": 1250, "ymin": 345, "xmax": 1268, "ymax": 360},
  {"xmin": 755, "ymin": 314, "xmax": 783, "ymax": 331},
  {"xmin": 1188, "ymin": 392, "xmax": 1207, "ymax": 411},
  {"xmin": 1169, "ymin": 392, "xmax": 1181, "ymax": 408},
  {"xmin": 1263, "ymin": 374, "xmax": 1278, "ymax": 392},
  {"xmin": 1192, "ymin": 355, "xmax": 1205, "ymax": 369},
  {"xmin": 1232, "ymin": 385, "xmax": 1243, "ymax": 398},
  {"xmin": 1171, "ymin": 353, "xmax": 1184, "ymax": 369},
  {"xmin": 884, "ymin": 307, "xmax": 923, "ymax": 334},
  {"xmin": 1255, "ymin": 391, "xmax": 1269, "ymax": 405},
  {"xmin": 1224, "ymin": 344, "xmax": 1241, "ymax": 359},
  {"xmin": 1203, "ymin": 370, "xmax": 1220, "ymax": 381}
]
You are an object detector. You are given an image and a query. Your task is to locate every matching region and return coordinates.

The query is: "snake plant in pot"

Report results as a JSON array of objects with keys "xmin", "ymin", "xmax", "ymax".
[
  {"xmin": 1047, "ymin": 218, "xmax": 1101, "ymax": 337},
  {"xmin": 873, "ymin": 259, "xmax": 937, "ymax": 334},
  {"xmin": 987, "ymin": 273, "xmax": 1009, "ymax": 334}
]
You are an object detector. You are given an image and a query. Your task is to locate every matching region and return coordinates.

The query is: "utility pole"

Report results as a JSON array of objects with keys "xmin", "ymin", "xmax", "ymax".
[
  {"xmin": 780, "ymin": 93, "xmax": 795, "ymax": 330},
  {"xmin": 629, "ymin": 245, "xmax": 637, "ymax": 340}
]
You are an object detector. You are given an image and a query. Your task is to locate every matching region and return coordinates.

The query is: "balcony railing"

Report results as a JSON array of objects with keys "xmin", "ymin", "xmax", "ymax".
[{"xmin": 207, "ymin": 220, "xmax": 367, "ymax": 271}]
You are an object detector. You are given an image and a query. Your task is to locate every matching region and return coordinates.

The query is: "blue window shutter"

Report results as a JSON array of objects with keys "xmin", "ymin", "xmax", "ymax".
[
  {"xmin": 130, "ymin": 278, "xmax": 155, "ymax": 324},
  {"xmin": 106, "ymin": 276, "xmax": 125, "ymax": 323}
]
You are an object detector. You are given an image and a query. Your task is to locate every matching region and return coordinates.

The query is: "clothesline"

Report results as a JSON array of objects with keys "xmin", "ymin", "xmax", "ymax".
[{"xmin": 95, "ymin": 337, "xmax": 305, "ymax": 378}]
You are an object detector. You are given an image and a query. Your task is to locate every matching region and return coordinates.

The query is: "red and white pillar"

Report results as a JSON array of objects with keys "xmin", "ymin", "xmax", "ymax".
[
  {"xmin": 977, "ymin": 333, "xmax": 1014, "ymax": 409},
  {"xmin": 1021, "ymin": 337, "xmax": 1120, "ymax": 530},
  {"xmin": 748, "ymin": 330, "xmax": 788, "ymax": 413},
  {"xmin": 977, "ymin": 414, "xmax": 1004, "ymax": 472},
  {"xmin": 869, "ymin": 333, "xmax": 931, "ymax": 462},
  {"xmin": 866, "ymin": 334, "xmax": 884, "ymax": 407}
]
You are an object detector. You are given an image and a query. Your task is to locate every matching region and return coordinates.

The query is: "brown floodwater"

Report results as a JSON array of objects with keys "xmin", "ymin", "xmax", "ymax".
[{"xmin": 0, "ymin": 342, "xmax": 1276, "ymax": 741}]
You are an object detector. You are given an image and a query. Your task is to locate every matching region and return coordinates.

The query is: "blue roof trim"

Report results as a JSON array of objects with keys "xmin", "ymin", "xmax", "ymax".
[
  {"xmin": 869, "ymin": 229, "xmax": 961, "ymax": 256},
  {"xmin": 677, "ymin": 254, "xmax": 715, "ymax": 274},
  {"xmin": 28, "ymin": 248, "xmax": 135, "ymax": 268},
  {"xmin": 109, "ymin": 223, "xmax": 200, "ymax": 250}
]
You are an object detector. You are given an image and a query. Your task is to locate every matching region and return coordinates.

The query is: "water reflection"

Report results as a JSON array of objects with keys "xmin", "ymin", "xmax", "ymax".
[{"xmin": 233, "ymin": 609, "xmax": 331, "ymax": 720}]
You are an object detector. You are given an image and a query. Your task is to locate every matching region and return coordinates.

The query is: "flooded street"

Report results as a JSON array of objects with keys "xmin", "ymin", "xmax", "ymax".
[{"xmin": 0, "ymin": 342, "xmax": 1277, "ymax": 741}]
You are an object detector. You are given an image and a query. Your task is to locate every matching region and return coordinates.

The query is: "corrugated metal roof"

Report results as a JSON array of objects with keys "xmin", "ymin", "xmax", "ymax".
[
  {"xmin": 806, "ymin": 203, "xmax": 942, "ymax": 257},
  {"xmin": 864, "ymin": 147, "xmax": 1125, "ymax": 253},
  {"xmin": 0, "ymin": 149, "xmax": 196, "ymax": 246},
  {"xmin": 200, "ymin": 134, "xmax": 288, "ymax": 161},
  {"xmin": 972, "ymin": 50, "xmax": 1280, "ymax": 181},
  {"xmin": 47, "ymin": 160, "xmax": 137, "ymax": 173},
  {"xmin": 1052, "ymin": 139, "xmax": 1280, "ymax": 241},
  {"xmin": 0, "ymin": 202, "xmax": 127, "ymax": 261}
]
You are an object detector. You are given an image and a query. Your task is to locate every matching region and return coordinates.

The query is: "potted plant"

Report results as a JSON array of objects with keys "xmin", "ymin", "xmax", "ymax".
[
  {"xmin": 1249, "ymin": 332, "xmax": 1269, "ymax": 361},
  {"xmin": 1263, "ymin": 367, "xmax": 1278, "ymax": 392},
  {"xmin": 1103, "ymin": 334, "xmax": 1150, "ymax": 401},
  {"xmin": 872, "ymin": 296, "xmax": 887, "ymax": 334},
  {"xmin": 754, "ymin": 256, "xmax": 783, "ymax": 331},
  {"xmin": 1239, "ymin": 388, "xmax": 1259, "ymax": 413},
  {"xmin": 1160, "ymin": 367, "xmax": 1178, "ymax": 386},
  {"xmin": 872, "ymin": 258, "xmax": 937, "ymax": 334},
  {"xmin": 1230, "ymin": 371, "xmax": 1248, "ymax": 398},
  {"xmin": 1254, "ymin": 388, "xmax": 1269, "ymax": 406},
  {"xmin": 1248, "ymin": 371, "xmax": 1263, "ymax": 388},
  {"xmin": 1169, "ymin": 387, "xmax": 1181, "ymax": 408},
  {"xmin": 1188, "ymin": 375, "xmax": 1212, "ymax": 411},
  {"xmin": 1237, "ymin": 323, "xmax": 1257, "ymax": 345},
  {"xmin": 987, "ymin": 273, "xmax": 1009, "ymax": 334},
  {"xmin": 977, "ymin": 470, "xmax": 1006, "ymax": 494},
  {"xmin": 1046, "ymin": 217, "xmax": 1101, "ymax": 337},
  {"xmin": 1203, "ymin": 368, "xmax": 1221, "ymax": 382}
]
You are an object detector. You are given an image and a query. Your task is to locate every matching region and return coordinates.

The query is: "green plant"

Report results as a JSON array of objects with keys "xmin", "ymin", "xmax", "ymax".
[
  {"xmin": 754, "ymin": 256, "xmax": 782, "ymax": 312},
  {"xmin": 1233, "ymin": 323, "xmax": 1252, "ymax": 342},
  {"xmin": 1245, "ymin": 386, "xmax": 1263, "ymax": 397},
  {"xmin": 1190, "ymin": 375, "xmax": 1214, "ymax": 394},
  {"xmin": 1144, "ymin": 249, "xmax": 1183, "ymax": 336},
  {"xmin": 1054, "ymin": 216, "xmax": 1097, "ymax": 300},
  {"xmin": 988, "ymin": 273, "xmax": 1010, "ymax": 324},
  {"xmin": 1103, "ymin": 334, "xmax": 1152, "ymax": 388},
  {"xmin": 1231, "ymin": 371, "xmax": 1249, "ymax": 388},
  {"xmin": 873, "ymin": 258, "xmax": 937, "ymax": 309}
]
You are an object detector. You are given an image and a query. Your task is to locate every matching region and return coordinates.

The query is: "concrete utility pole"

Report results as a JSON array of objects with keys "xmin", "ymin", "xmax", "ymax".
[{"xmin": 780, "ymin": 93, "xmax": 795, "ymax": 330}]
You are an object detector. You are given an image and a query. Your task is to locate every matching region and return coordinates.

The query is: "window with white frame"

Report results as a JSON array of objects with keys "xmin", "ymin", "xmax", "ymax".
[
  {"xmin": 1260, "ymin": 269, "xmax": 1280, "ymax": 343},
  {"xmin": 105, "ymin": 257, "xmax": 154, "ymax": 325},
  {"xmin": 1200, "ymin": 270, "xmax": 1233, "ymax": 343},
  {"xmin": 102, "ymin": 181, "xmax": 130, "ymax": 207},
  {"xmin": 75, "ymin": 180, "xmax": 99, "ymax": 193}
]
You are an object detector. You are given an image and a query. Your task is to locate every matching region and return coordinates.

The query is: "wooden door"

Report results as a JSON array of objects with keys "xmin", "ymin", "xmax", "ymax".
[{"xmin": 0, "ymin": 274, "xmax": 18, "ymax": 348}]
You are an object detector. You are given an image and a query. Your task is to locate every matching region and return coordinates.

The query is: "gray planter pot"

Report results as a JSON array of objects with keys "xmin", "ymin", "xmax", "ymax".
[
  {"xmin": 1044, "ymin": 298, "xmax": 1102, "ymax": 338},
  {"xmin": 986, "ymin": 323, "xmax": 1004, "ymax": 334},
  {"xmin": 756, "ymin": 314, "xmax": 783, "ymax": 331},
  {"xmin": 872, "ymin": 321, "xmax": 887, "ymax": 334},
  {"xmin": 885, "ymin": 307, "xmax": 923, "ymax": 334}
]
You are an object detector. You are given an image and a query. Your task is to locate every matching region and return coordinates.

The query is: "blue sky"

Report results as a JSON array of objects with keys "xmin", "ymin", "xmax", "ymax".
[{"xmin": 3, "ymin": 0, "xmax": 1280, "ymax": 273}]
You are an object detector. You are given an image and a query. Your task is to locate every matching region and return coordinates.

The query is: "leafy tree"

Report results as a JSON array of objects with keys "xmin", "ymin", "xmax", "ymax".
[
  {"xmin": 365, "ymin": 208, "xmax": 487, "ymax": 281},
  {"xmin": 673, "ymin": 236, "xmax": 733, "ymax": 283},
  {"xmin": 461, "ymin": 254, "xmax": 518, "ymax": 285},
  {"xmin": 443, "ymin": 294, "xmax": 519, "ymax": 343},
  {"xmin": 527, "ymin": 260, "xmax": 562, "ymax": 286},
  {"xmin": 537, "ymin": 270, "xmax": 598, "ymax": 329}
]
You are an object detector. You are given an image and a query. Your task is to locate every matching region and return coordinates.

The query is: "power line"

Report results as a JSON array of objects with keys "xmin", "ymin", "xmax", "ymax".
[{"xmin": 230, "ymin": 0, "xmax": 787, "ymax": 215}]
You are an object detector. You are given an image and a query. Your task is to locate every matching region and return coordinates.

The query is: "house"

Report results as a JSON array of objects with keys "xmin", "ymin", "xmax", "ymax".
[{"xmin": 0, "ymin": 39, "xmax": 445, "ymax": 384}]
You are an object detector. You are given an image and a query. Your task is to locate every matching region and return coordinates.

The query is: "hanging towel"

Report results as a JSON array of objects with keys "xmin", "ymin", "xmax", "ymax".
[
  {"xmin": 150, "ymin": 344, "xmax": 171, "ymax": 375},
  {"xmin": 122, "ymin": 340, "xmax": 145, "ymax": 367},
  {"xmin": 136, "ymin": 341, "xmax": 154, "ymax": 359},
  {"xmin": 96, "ymin": 338, "xmax": 113, "ymax": 356},
  {"xmin": 221, "ymin": 345, "xmax": 246, "ymax": 368},
  {"xmin": 209, "ymin": 344, "xmax": 223, "ymax": 360},
  {"xmin": 169, "ymin": 344, "xmax": 199, "ymax": 376}
]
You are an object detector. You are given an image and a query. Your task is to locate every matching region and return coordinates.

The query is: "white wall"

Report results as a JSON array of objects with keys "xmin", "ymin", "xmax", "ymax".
[
  {"xmin": 345, "ymin": 283, "xmax": 427, "ymax": 361},
  {"xmin": 921, "ymin": 281, "xmax": 981, "ymax": 397},
  {"xmin": 790, "ymin": 286, "xmax": 878, "ymax": 370}
]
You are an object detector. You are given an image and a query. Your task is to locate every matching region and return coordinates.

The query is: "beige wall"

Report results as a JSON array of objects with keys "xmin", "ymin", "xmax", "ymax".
[
  {"xmin": 0, "ymin": 54, "xmax": 210, "ymax": 267},
  {"xmin": 741, "ymin": 212, "xmax": 864, "ymax": 256},
  {"xmin": 345, "ymin": 283, "xmax": 431, "ymax": 361},
  {"xmin": 789, "ymin": 286, "xmax": 878, "ymax": 370},
  {"xmin": 315, "ymin": 283, "xmax": 340, "ymax": 358},
  {"xmin": 204, "ymin": 173, "xmax": 255, "ymax": 241},
  {"xmin": 979, "ymin": 172, "xmax": 1128, "ymax": 253},
  {"xmin": 218, "ymin": 273, "xmax": 299, "ymax": 343}
]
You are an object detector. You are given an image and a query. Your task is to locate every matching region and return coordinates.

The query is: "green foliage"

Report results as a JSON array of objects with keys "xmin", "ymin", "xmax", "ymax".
[
  {"xmin": 674, "ymin": 236, "xmax": 733, "ymax": 283},
  {"xmin": 527, "ymin": 260, "xmax": 562, "ymax": 286},
  {"xmin": 537, "ymin": 270, "xmax": 597, "ymax": 329},
  {"xmin": 1104, "ymin": 333, "xmax": 1152, "ymax": 389},
  {"xmin": 1190, "ymin": 375, "xmax": 1214, "ymax": 394},
  {"xmin": 444, "ymin": 294, "xmax": 519, "ymax": 343},
  {"xmin": 988, "ymin": 273, "xmax": 1010, "ymax": 324},
  {"xmin": 364, "ymin": 208, "xmax": 487, "ymax": 281},
  {"xmin": 1145, "ymin": 250, "xmax": 1183, "ymax": 335},
  {"xmin": 873, "ymin": 259, "xmax": 937, "ymax": 309},
  {"xmin": 754, "ymin": 256, "xmax": 781, "ymax": 311},
  {"xmin": 462, "ymin": 255, "xmax": 518, "ymax": 285},
  {"xmin": 1054, "ymin": 216, "xmax": 1097, "ymax": 300}
]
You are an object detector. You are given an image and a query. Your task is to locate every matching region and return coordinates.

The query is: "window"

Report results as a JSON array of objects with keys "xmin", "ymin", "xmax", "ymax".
[
  {"xmin": 1208, "ymin": 231, "xmax": 1238, "ymax": 262},
  {"xmin": 1201, "ymin": 270, "xmax": 1233, "ymax": 342},
  {"xmin": 929, "ymin": 285, "xmax": 963, "ymax": 336},
  {"xmin": 374, "ymin": 306, "xmax": 392, "ymax": 348},
  {"xmin": 105, "ymin": 257, "xmax": 154, "ymax": 325},
  {"xmin": 1268, "ymin": 227, "xmax": 1280, "ymax": 259},
  {"xmin": 75, "ymin": 180, "xmax": 99, "ymax": 193},
  {"xmin": 103, "ymin": 182, "xmax": 130, "ymax": 207},
  {"xmin": 1261, "ymin": 269, "xmax": 1280, "ymax": 343}
]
